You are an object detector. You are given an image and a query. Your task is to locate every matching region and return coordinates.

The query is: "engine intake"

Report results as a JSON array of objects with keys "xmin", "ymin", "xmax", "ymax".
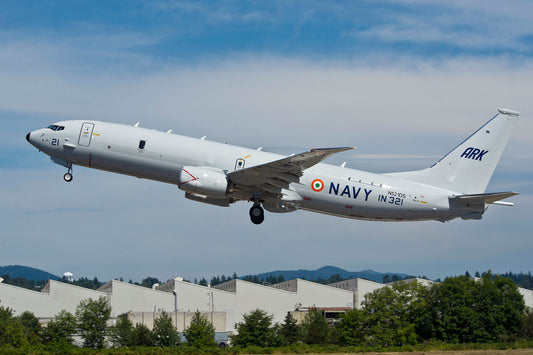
[{"xmin": 178, "ymin": 166, "xmax": 228, "ymax": 197}]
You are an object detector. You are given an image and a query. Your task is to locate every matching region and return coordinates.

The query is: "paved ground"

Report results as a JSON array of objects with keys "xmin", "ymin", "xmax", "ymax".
[{"xmin": 322, "ymin": 350, "xmax": 533, "ymax": 355}]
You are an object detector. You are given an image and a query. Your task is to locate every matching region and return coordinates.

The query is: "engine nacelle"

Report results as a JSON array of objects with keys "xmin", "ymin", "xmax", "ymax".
[{"xmin": 178, "ymin": 166, "xmax": 228, "ymax": 197}]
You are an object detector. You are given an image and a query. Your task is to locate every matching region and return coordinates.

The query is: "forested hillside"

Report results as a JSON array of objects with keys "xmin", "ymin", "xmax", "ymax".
[
  {"xmin": 2, "ymin": 264, "xmax": 532, "ymax": 291},
  {"xmin": 0, "ymin": 265, "xmax": 58, "ymax": 281}
]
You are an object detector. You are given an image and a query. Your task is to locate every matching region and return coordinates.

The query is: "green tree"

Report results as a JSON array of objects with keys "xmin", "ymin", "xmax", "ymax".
[
  {"xmin": 231, "ymin": 309, "xmax": 279, "ymax": 347},
  {"xmin": 300, "ymin": 308, "xmax": 330, "ymax": 345},
  {"xmin": 43, "ymin": 310, "xmax": 76, "ymax": 345},
  {"xmin": 140, "ymin": 276, "xmax": 160, "ymax": 289},
  {"xmin": 521, "ymin": 312, "xmax": 533, "ymax": 339},
  {"xmin": 18, "ymin": 311, "xmax": 42, "ymax": 344},
  {"xmin": 2, "ymin": 321, "xmax": 26, "ymax": 348},
  {"xmin": 363, "ymin": 281, "xmax": 426, "ymax": 346},
  {"xmin": 72, "ymin": 276, "xmax": 103, "ymax": 289},
  {"xmin": 76, "ymin": 297, "xmax": 111, "ymax": 349},
  {"xmin": 109, "ymin": 315, "xmax": 134, "ymax": 347},
  {"xmin": 336, "ymin": 308, "xmax": 368, "ymax": 346},
  {"xmin": 474, "ymin": 273, "xmax": 525, "ymax": 341},
  {"xmin": 131, "ymin": 323, "xmax": 154, "ymax": 346},
  {"xmin": 280, "ymin": 312, "xmax": 300, "ymax": 345},
  {"xmin": 0, "ymin": 306, "xmax": 27, "ymax": 348},
  {"xmin": 422, "ymin": 276, "xmax": 479, "ymax": 343},
  {"xmin": 422, "ymin": 274, "xmax": 525, "ymax": 343},
  {"xmin": 184, "ymin": 310, "xmax": 216, "ymax": 348},
  {"xmin": 152, "ymin": 311, "xmax": 179, "ymax": 347},
  {"xmin": 0, "ymin": 306, "xmax": 14, "ymax": 341}
]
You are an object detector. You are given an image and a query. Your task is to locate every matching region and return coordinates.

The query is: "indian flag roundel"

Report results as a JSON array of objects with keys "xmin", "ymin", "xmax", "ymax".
[{"xmin": 311, "ymin": 179, "xmax": 324, "ymax": 192}]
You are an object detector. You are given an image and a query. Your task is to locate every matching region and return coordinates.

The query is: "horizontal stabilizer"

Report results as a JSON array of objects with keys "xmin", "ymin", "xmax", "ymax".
[{"xmin": 450, "ymin": 191, "xmax": 519, "ymax": 206}]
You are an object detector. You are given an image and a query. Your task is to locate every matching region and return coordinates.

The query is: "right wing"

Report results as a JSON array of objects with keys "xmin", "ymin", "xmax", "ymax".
[{"xmin": 228, "ymin": 147, "xmax": 354, "ymax": 199}]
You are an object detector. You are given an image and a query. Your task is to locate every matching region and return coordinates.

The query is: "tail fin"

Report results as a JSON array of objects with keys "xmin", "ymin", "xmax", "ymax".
[{"xmin": 386, "ymin": 109, "xmax": 519, "ymax": 194}]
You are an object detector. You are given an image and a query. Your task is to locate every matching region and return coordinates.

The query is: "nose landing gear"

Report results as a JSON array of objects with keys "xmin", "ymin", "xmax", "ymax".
[
  {"xmin": 63, "ymin": 163, "xmax": 73, "ymax": 182},
  {"xmin": 249, "ymin": 203, "xmax": 265, "ymax": 225}
]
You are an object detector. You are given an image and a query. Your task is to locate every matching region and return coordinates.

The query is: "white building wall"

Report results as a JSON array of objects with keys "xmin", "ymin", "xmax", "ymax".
[
  {"xmin": 104, "ymin": 280, "xmax": 175, "ymax": 317},
  {"xmin": 353, "ymin": 279, "xmax": 387, "ymax": 308},
  {"xmin": 329, "ymin": 278, "xmax": 387, "ymax": 309},
  {"xmin": 229, "ymin": 280, "xmax": 314, "ymax": 328},
  {"xmin": 171, "ymin": 278, "xmax": 353, "ymax": 333},
  {"xmin": 519, "ymin": 287, "xmax": 533, "ymax": 310},
  {"xmin": 291, "ymin": 279, "xmax": 354, "ymax": 310},
  {"xmin": 0, "ymin": 280, "xmax": 105, "ymax": 318},
  {"xmin": 3, "ymin": 276, "xmax": 530, "ymax": 332}
]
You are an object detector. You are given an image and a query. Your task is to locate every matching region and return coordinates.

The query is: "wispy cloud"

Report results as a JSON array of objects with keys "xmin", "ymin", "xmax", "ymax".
[
  {"xmin": 146, "ymin": 1, "xmax": 533, "ymax": 58},
  {"xmin": 355, "ymin": 6, "xmax": 533, "ymax": 52}
]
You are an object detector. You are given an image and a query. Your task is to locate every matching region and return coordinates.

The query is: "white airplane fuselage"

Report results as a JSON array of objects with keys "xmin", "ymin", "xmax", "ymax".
[{"xmin": 26, "ymin": 110, "xmax": 519, "ymax": 224}]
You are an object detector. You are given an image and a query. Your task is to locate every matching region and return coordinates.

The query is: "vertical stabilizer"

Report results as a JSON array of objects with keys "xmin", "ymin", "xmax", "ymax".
[{"xmin": 386, "ymin": 109, "xmax": 519, "ymax": 194}]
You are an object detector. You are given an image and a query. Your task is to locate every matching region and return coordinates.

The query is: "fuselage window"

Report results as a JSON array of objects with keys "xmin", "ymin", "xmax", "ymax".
[{"xmin": 139, "ymin": 140, "xmax": 146, "ymax": 150}]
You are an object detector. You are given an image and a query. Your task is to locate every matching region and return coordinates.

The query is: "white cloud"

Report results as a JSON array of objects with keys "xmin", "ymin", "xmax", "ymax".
[
  {"xmin": 2, "ymin": 7, "xmax": 532, "ymax": 281},
  {"xmin": 2, "ymin": 54, "xmax": 532, "ymax": 151},
  {"xmin": 352, "ymin": 1, "xmax": 533, "ymax": 51}
]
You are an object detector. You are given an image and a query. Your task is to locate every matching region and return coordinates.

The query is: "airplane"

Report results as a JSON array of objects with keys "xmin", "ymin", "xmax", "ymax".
[{"xmin": 26, "ymin": 108, "xmax": 519, "ymax": 224}]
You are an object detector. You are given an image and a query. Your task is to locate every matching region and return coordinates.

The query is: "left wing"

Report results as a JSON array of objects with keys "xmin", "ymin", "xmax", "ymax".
[{"xmin": 228, "ymin": 147, "xmax": 354, "ymax": 199}]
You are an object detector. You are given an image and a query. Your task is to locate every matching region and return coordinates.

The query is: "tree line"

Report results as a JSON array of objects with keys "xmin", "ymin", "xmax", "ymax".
[
  {"xmin": 0, "ymin": 297, "xmax": 218, "ymax": 350},
  {"xmin": 3, "ymin": 270, "xmax": 533, "ymax": 291},
  {"xmin": 231, "ymin": 274, "xmax": 533, "ymax": 348}
]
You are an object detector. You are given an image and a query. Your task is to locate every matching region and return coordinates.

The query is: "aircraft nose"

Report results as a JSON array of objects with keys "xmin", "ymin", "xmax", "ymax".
[{"xmin": 26, "ymin": 132, "xmax": 31, "ymax": 142}]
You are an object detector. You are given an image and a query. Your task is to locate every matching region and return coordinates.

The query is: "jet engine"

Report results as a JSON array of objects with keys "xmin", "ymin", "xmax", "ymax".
[{"xmin": 178, "ymin": 166, "xmax": 228, "ymax": 197}]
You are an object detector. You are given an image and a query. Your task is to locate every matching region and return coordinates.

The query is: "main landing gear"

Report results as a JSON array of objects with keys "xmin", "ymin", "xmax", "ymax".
[
  {"xmin": 63, "ymin": 163, "xmax": 73, "ymax": 182},
  {"xmin": 249, "ymin": 202, "xmax": 265, "ymax": 225}
]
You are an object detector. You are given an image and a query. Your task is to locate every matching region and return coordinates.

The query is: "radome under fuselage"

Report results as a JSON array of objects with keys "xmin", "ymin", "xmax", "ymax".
[{"xmin": 26, "ymin": 120, "xmax": 476, "ymax": 222}]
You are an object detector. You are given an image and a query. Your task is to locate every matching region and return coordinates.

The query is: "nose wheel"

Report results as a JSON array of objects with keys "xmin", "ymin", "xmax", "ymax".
[
  {"xmin": 249, "ymin": 203, "xmax": 265, "ymax": 225},
  {"xmin": 63, "ymin": 164, "xmax": 73, "ymax": 182}
]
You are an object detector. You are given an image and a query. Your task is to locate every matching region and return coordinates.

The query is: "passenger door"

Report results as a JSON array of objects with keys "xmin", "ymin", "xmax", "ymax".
[{"xmin": 78, "ymin": 122, "xmax": 94, "ymax": 147}]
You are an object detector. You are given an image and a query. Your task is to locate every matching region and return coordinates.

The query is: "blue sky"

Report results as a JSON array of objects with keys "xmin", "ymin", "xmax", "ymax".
[{"xmin": 1, "ymin": 1, "xmax": 532, "ymax": 282}]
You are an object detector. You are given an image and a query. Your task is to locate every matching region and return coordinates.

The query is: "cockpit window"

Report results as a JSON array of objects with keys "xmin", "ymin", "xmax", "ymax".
[{"xmin": 47, "ymin": 125, "xmax": 65, "ymax": 131}]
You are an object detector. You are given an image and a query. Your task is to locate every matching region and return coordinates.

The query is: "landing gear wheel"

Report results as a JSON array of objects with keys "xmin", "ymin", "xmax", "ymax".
[
  {"xmin": 63, "ymin": 172, "xmax": 73, "ymax": 182},
  {"xmin": 249, "ymin": 205, "xmax": 265, "ymax": 225},
  {"xmin": 63, "ymin": 163, "xmax": 73, "ymax": 182}
]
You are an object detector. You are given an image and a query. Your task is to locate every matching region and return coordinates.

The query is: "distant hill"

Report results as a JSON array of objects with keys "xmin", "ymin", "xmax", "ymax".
[
  {"xmin": 250, "ymin": 266, "xmax": 410, "ymax": 283},
  {"xmin": 0, "ymin": 265, "xmax": 59, "ymax": 281}
]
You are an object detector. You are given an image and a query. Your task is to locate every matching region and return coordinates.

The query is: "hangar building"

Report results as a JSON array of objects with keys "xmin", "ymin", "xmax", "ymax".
[{"xmin": 1, "ymin": 274, "xmax": 532, "ymax": 336}]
